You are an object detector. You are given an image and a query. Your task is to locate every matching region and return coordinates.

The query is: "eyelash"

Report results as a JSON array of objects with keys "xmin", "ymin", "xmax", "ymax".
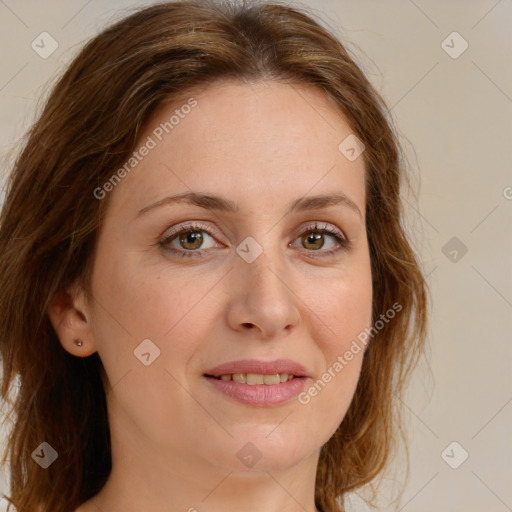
[{"xmin": 158, "ymin": 221, "xmax": 351, "ymax": 259}]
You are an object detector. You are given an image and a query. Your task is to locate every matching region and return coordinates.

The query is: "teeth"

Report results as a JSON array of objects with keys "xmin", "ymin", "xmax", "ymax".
[
  {"xmin": 216, "ymin": 373, "xmax": 296, "ymax": 385},
  {"xmin": 247, "ymin": 373, "xmax": 264, "ymax": 385},
  {"xmin": 263, "ymin": 374, "xmax": 280, "ymax": 385}
]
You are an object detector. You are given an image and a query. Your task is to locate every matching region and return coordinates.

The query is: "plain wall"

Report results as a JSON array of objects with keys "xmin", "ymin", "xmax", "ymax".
[{"xmin": 0, "ymin": 1, "xmax": 510, "ymax": 510}]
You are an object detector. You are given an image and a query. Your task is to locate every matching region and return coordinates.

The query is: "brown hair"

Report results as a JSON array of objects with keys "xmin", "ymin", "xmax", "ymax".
[{"xmin": 0, "ymin": 1, "xmax": 427, "ymax": 510}]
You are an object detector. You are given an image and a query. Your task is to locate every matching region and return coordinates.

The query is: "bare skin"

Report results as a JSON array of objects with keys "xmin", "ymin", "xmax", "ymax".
[{"xmin": 48, "ymin": 79, "xmax": 373, "ymax": 512}]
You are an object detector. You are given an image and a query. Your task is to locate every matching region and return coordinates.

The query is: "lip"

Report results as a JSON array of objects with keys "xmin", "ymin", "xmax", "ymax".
[
  {"xmin": 204, "ymin": 376, "xmax": 308, "ymax": 407},
  {"xmin": 204, "ymin": 358, "xmax": 309, "ymax": 378},
  {"xmin": 203, "ymin": 358, "xmax": 310, "ymax": 407}
]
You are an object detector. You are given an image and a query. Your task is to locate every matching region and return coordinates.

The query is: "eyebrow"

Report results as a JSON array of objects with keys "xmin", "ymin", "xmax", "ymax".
[{"xmin": 136, "ymin": 191, "xmax": 363, "ymax": 219}]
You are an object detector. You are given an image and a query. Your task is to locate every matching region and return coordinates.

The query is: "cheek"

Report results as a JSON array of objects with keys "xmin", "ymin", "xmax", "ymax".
[
  {"xmin": 92, "ymin": 247, "xmax": 218, "ymax": 339},
  {"xmin": 298, "ymin": 286, "xmax": 370, "ymax": 439},
  {"xmin": 297, "ymin": 259, "xmax": 372, "ymax": 427},
  {"xmin": 307, "ymin": 259, "xmax": 373, "ymax": 354},
  {"xmin": 330, "ymin": 281, "xmax": 373, "ymax": 344},
  {"xmin": 89, "ymin": 255, "xmax": 223, "ymax": 445},
  {"xmin": 316, "ymin": 281, "xmax": 371, "ymax": 372},
  {"xmin": 89, "ymin": 249, "xmax": 225, "ymax": 394}
]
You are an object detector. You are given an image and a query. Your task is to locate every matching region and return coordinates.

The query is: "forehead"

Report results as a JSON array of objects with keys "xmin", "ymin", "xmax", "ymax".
[
  {"xmin": 157, "ymin": 79, "xmax": 351, "ymax": 151},
  {"xmin": 106, "ymin": 79, "xmax": 366, "ymax": 218}
]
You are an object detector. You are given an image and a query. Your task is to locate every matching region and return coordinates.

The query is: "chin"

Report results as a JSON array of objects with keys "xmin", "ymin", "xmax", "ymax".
[{"xmin": 210, "ymin": 427, "xmax": 320, "ymax": 473}]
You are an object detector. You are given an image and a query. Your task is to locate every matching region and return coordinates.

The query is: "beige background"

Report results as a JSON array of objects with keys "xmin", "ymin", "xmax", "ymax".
[{"xmin": 0, "ymin": 1, "xmax": 511, "ymax": 511}]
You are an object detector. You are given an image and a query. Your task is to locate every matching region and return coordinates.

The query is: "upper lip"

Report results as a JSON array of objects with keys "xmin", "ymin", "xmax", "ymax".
[{"xmin": 204, "ymin": 359, "xmax": 309, "ymax": 378}]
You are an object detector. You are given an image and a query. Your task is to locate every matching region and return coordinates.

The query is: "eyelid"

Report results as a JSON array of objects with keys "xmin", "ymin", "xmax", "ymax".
[
  {"xmin": 161, "ymin": 220, "xmax": 347, "ymax": 242},
  {"xmin": 160, "ymin": 220, "xmax": 221, "ymax": 241},
  {"xmin": 292, "ymin": 221, "xmax": 346, "ymax": 241}
]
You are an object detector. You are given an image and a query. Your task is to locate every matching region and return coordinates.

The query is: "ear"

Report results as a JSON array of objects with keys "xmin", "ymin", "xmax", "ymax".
[{"xmin": 47, "ymin": 282, "xmax": 98, "ymax": 358}]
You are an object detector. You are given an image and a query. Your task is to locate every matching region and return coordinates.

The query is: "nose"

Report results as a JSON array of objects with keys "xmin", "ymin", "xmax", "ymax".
[{"xmin": 225, "ymin": 248, "xmax": 301, "ymax": 339}]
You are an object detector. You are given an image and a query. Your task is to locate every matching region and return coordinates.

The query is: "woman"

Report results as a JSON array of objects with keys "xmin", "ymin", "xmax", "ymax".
[{"xmin": 0, "ymin": 1, "xmax": 427, "ymax": 511}]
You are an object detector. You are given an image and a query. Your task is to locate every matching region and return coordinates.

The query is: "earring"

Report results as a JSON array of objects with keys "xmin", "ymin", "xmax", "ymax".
[{"xmin": 74, "ymin": 338, "xmax": 83, "ymax": 347}]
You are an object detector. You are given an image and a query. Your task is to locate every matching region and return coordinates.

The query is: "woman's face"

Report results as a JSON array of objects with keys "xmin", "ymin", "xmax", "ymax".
[{"xmin": 73, "ymin": 80, "xmax": 372, "ymax": 474}]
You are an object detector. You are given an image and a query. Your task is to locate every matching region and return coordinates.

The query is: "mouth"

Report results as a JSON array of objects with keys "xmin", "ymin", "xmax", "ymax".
[
  {"xmin": 203, "ymin": 373, "xmax": 308, "ymax": 407},
  {"xmin": 204, "ymin": 372, "xmax": 299, "ymax": 385},
  {"xmin": 202, "ymin": 359, "xmax": 310, "ymax": 407}
]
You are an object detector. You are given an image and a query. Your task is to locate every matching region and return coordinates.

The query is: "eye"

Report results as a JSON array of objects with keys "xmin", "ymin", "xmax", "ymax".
[
  {"xmin": 158, "ymin": 221, "xmax": 350, "ymax": 259},
  {"xmin": 159, "ymin": 222, "xmax": 220, "ymax": 258},
  {"xmin": 291, "ymin": 222, "xmax": 350, "ymax": 258}
]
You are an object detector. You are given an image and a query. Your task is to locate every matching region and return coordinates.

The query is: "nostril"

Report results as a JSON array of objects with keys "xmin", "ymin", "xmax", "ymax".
[{"xmin": 242, "ymin": 323, "xmax": 253, "ymax": 328}]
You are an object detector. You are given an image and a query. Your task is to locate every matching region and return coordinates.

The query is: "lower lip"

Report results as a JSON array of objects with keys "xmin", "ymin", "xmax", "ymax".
[{"xmin": 204, "ymin": 376, "xmax": 308, "ymax": 407}]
